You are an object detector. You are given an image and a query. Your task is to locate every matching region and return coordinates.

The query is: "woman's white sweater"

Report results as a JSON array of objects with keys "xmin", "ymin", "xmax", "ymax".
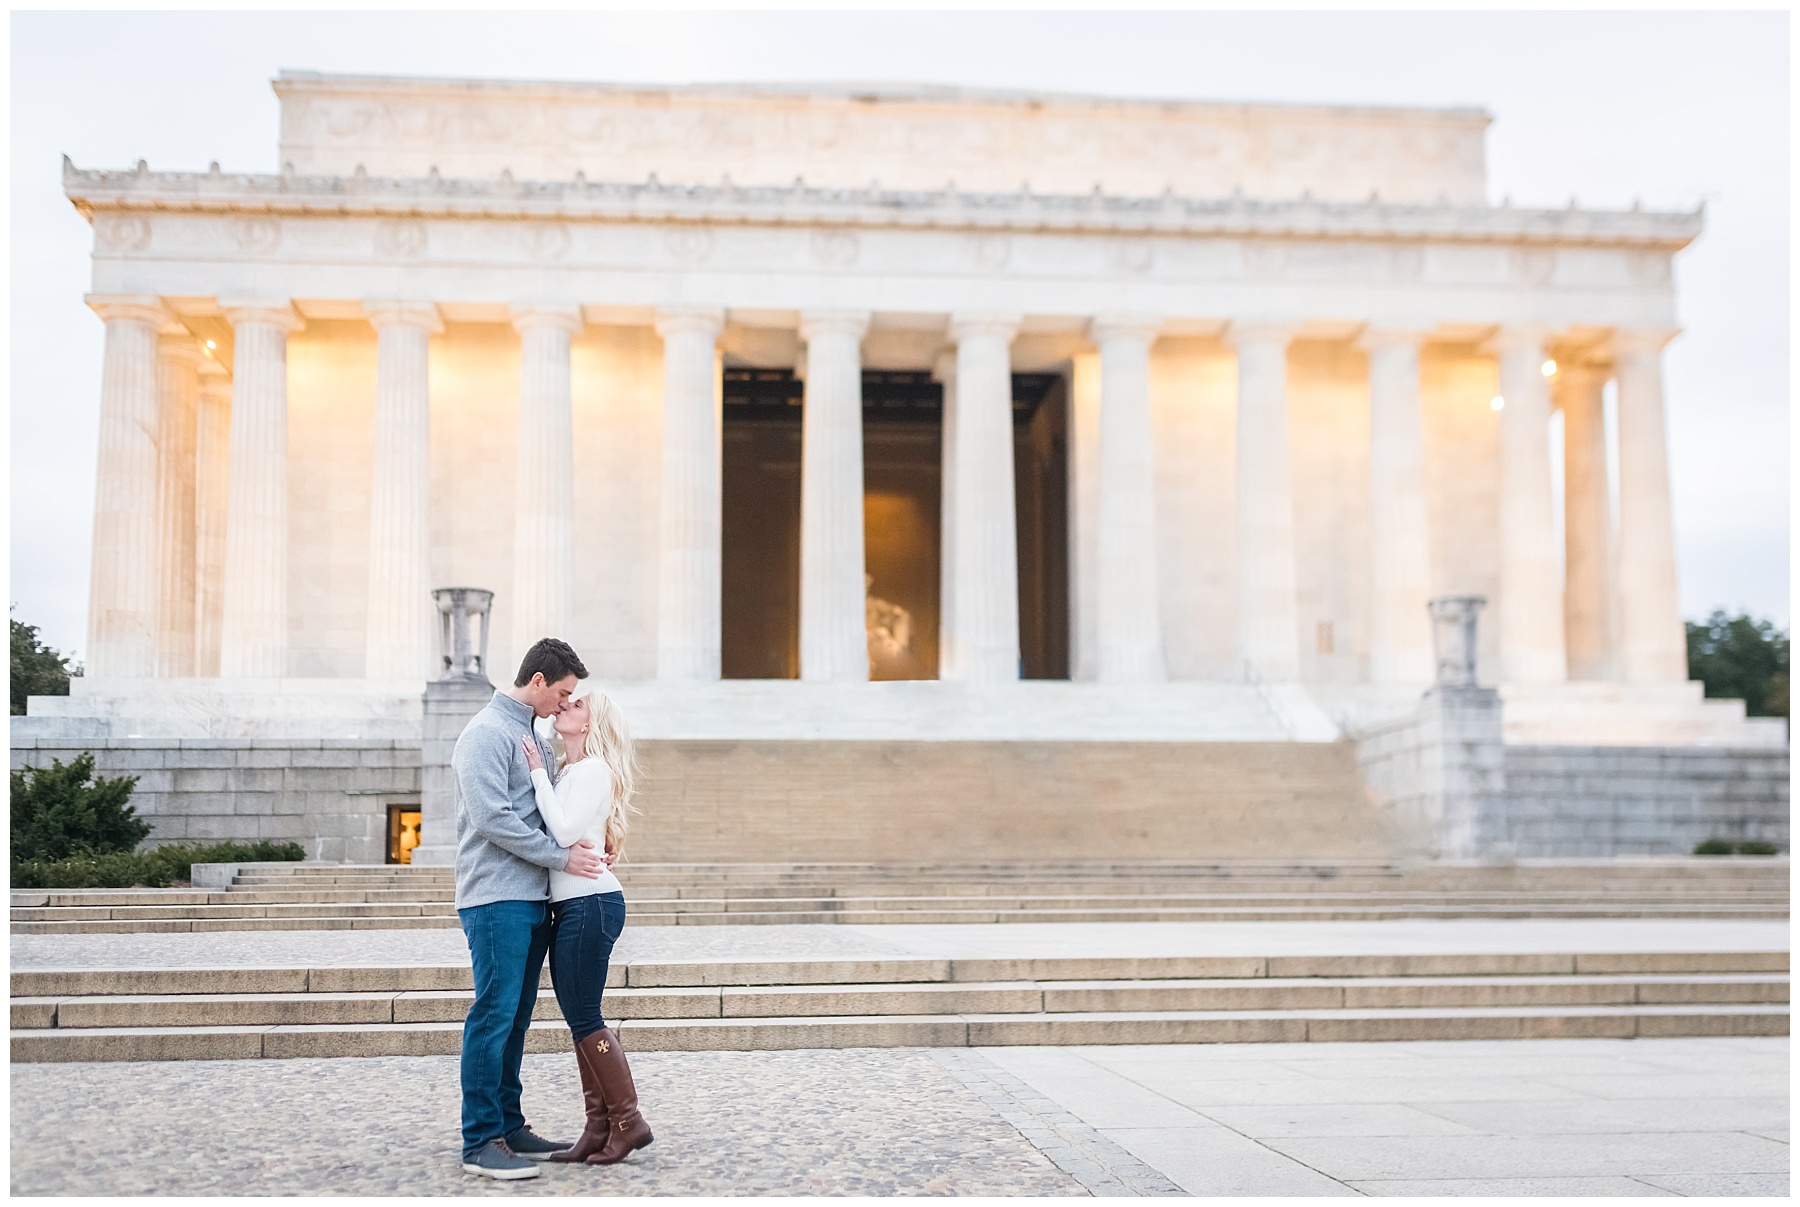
[{"xmin": 529, "ymin": 759, "xmax": 624, "ymax": 902}]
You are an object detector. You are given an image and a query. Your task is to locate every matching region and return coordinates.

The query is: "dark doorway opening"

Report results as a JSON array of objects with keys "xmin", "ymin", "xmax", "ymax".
[
  {"xmin": 1013, "ymin": 374, "xmax": 1070, "ymax": 680},
  {"xmin": 718, "ymin": 365, "xmax": 1068, "ymax": 681},
  {"xmin": 721, "ymin": 369, "xmax": 803, "ymax": 679},
  {"xmin": 862, "ymin": 372, "xmax": 942, "ymax": 680}
]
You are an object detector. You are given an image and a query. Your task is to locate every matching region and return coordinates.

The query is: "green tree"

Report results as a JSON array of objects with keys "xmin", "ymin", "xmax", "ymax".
[
  {"xmin": 11, "ymin": 754, "xmax": 147, "ymax": 861},
  {"xmin": 1686, "ymin": 611, "xmax": 1789, "ymax": 718},
  {"xmin": 11, "ymin": 611, "xmax": 77, "ymax": 715}
]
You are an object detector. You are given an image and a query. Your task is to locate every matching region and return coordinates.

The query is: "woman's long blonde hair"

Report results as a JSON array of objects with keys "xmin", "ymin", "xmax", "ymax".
[{"xmin": 563, "ymin": 682, "xmax": 641, "ymax": 860}]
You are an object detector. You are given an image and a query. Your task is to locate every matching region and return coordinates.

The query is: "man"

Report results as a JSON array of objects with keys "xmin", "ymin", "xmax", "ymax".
[{"xmin": 452, "ymin": 637, "xmax": 607, "ymax": 1180}]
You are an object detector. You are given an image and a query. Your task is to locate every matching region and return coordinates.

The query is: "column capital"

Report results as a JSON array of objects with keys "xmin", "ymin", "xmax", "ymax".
[
  {"xmin": 1491, "ymin": 324, "xmax": 1554, "ymax": 355},
  {"xmin": 364, "ymin": 299, "xmax": 445, "ymax": 334},
  {"xmin": 1612, "ymin": 326, "xmax": 1681, "ymax": 355},
  {"xmin": 155, "ymin": 324, "xmax": 206, "ymax": 366},
  {"xmin": 1553, "ymin": 359, "xmax": 1610, "ymax": 392},
  {"xmin": 509, "ymin": 303, "xmax": 583, "ymax": 336},
  {"xmin": 1088, "ymin": 314, "xmax": 1163, "ymax": 345},
  {"xmin": 85, "ymin": 293, "xmax": 165, "ymax": 327},
  {"xmin": 1357, "ymin": 325, "xmax": 1431, "ymax": 353},
  {"xmin": 1222, "ymin": 320, "xmax": 1299, "ymax": 350},
  {"xmin": 948, "ymin": 311, "xmax": 1022, "ymax": 343},
  {"xmin": 654, "ymin": 305, "xmax": 725, "ymax": 339},
  {"xmin": 220, "ymin": 299, "xmax": 302, "ymax": 331},
  {"xmin": 798, "ymin": 309, "xmax": 872, "ymax": 342}
]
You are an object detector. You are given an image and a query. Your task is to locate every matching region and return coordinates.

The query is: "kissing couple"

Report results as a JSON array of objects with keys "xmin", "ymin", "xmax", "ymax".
[{"xmin": 448, "ymin": 637, "xmax": 651, "ymax": 1180}]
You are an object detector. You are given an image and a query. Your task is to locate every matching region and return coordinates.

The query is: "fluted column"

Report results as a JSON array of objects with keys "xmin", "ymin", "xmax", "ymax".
[
  {"xmin": 1363, "ymin": 328, "xmax": 1435, "ymax": 684},
  {"xmin": 364, "ymin": 301, "xmax": 443, "ymax": 679},
  {"xmin": 1068, "ymin": 352, "xmax": 1101, "ymax": 681},
  {"xmin": 193, "ymin": 360, "xmax": 232, "ymax": 677},
  {"xmin": 1090, "ymin": 316, "xmax": 1166, "ymax": 682},
  {"xmin": 655, "ymin": 306, "xmax": 726, "ymax": 681},
  {"xmin": 932, "ymin": 350, "xmax": 961, "ymax": 679},
  {"xmin": 1614, "ymin": 328, "xmax": 1688, "ymax": 683},
  {"xmin": 84, "ymin": 294, "xmax": 166, "ymax": 677},
  {"xmin": 153, "ymin": 325, "xmax": 202, "ymax": 677},
  {"xmin": 1495, "ymin": 327, "xmax": 1567, "ymax": 683},
  {"xmin": 1227, "ymin": 322, "xmax": 1302, "ymax": 680},
  {"xmin": 798, "ymin": 310, "xmax": 872, "ymax": 681},
  {"xmin": 1559, "ymin": 362, "xmax": 1615, "ymax": 680},
  {"xmin": 508, "ymin": 305, "xmax": 582, "ymax": 655},
  {"xmin": 219, "ymin": 300, "xmax": 302, "ymax": 678},
  {"xmin": 943, "ymin": 313, "xmax": 1022, "ymax": 683}
]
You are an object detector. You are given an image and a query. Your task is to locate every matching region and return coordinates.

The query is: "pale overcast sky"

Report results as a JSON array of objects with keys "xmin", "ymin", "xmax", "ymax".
[{"xmin": 9, "ymin": 10, "xmax": 1789, "ymax": 661}]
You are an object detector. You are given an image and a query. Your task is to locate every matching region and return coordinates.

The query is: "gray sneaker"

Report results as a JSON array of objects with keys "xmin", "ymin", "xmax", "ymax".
[
  {"xmin": 505, "ymin": 1125, "xmax": 572, "ymax": 1161},
  {"xmin": 462, "ymin": 1138, "xmax": 540, "ymax": 1180}
]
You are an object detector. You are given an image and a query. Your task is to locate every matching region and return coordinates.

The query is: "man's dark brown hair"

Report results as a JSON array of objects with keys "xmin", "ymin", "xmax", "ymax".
[{"xmin": 513, "ymin": 638, "xmax": 588, "ymax": 687}]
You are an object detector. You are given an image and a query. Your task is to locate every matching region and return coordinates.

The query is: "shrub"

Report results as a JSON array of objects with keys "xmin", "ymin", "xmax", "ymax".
[
  {"xmin": 11, "ymin": 840, "xmax": 305, "ymax": 889},
  {"xmin": 11, "ymin": 754, "xmax": 146, "ymax": 861},
  {"xmin": 1694, "ymin": 838, "xmax": 1784, "ymax": 856}
]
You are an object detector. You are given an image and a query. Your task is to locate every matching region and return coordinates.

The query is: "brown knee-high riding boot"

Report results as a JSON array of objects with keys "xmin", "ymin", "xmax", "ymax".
[
  {"xmin": 550, "ymin": 1031, "xmax": 611, "ymax": 1163},
  {"xmin": 587, "ymin": 1027, "xmax": 653, "ymax": 1164}
]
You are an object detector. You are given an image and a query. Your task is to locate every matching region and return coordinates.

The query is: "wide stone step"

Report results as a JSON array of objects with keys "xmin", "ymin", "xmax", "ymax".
[
  {"xmin": 12, "ymin": 1003, "xmax": 1787, "ymax": 1062},
  {"xmin": 13, "ymin": 902, "xmax": 1789, "ymax": 934},
  {"xmin": 32, "ymin": 888, "xmax": 1786, "ymax": 913},
  {"xmin": 15, "ymin": 950, "xmax": 1787, "ymax": 999},
  {"xmin": 14, "ymin": 972, "xmax": 1786, "ymax": 1032}
]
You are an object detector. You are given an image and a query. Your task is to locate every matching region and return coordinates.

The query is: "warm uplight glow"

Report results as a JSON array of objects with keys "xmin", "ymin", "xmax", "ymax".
[
  {"xmin": 205, "ymin": 340, "xmax": 217, "ymax": 349},
  {"xmin": 1490, "ymin": 396, "xmax": 1506, "ymax": 411},
  {"xmin": 1541, "ymin": 359, "xmax": 1557, "ymax": 377}
]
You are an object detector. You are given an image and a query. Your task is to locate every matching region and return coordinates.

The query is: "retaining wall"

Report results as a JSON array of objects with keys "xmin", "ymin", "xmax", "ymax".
[{"xmin": 1504, "ymin": 744, "xmax": 1789, "ymax": 857}]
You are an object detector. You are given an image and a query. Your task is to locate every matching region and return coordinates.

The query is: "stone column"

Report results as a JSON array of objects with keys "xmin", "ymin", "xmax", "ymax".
[
  {"xmin": 1494, "ymin": 327, "xmax": 1567, "ymax": 684},
  {"xmin": 83, "ymin": 295, "xmax": 166, "ymax": 677},
  {"xmin": 1090, "ymin": 316, "xmax": 1166, "ymax": 682},
  {"xmin": 193, "ymin": 359, "xmax": 232, "ymax": 677},
  {"xmin": 218, "ymin": 300, "xmax": 300, "ymax": 679},
  {"xmin": 797, "ymin": 310, "xmax": 872, "ymax": 681},
  {"xmin": 364, "ymin": 300, "xmax": 443, "ymax": 680},
  {"xmin": 1363, "ymin": 328, "xmax": 1436, "ymax": 685},
  {"xmin": 1559, "ymin": 362, "xmax": 1615, "ymax": 680},
  {"xmin": 943, "ymin": 313, "xmax": 1022, "ymax": 683},
  {"xmin": 655, "ymin": 306, "xmax": 727, "ymax": 681},
  {"xmin": 153, "ymin": 324, "xmax": 202, "ymax": 677},
  {"xmin": 508, "ymin": 305, "xmax": 582, "ymax": 655},
  {"xmin": 1614, "ymin": 328, "xmax": 1688, "ymax": 683},
  {"xmin": 932, "ymin": 350, "xmax": 961, "ymax": 680},
  {"xmin": 1227, "ymin": 322, "xmax": 1302, "ymax": 681},
  {"xmin": 1067, "ymin": 352, "xmax": 1101, "ymax": 681}
]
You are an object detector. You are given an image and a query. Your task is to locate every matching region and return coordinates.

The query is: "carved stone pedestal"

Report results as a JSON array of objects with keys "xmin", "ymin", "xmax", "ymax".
[
  {"xmin": 409, "ymin": 587, "xmax": 497, "ymax": 867},
  {"xmin": 1355, "ymin": 595, "xmax": 1512, "ymax": 860}
]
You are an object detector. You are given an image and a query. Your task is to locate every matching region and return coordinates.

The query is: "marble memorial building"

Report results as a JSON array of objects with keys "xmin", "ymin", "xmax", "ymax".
[{"xmin": 19, "ymin": 73, "xmax": 1785, "ymax": 864}]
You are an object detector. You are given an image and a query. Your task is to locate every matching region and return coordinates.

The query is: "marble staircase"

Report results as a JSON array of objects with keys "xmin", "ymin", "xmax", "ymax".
[
  {"xmin": 11, "ymin": 948, "xmax": 1786, "ymax": 1062},
  {"xmin": 10, "ymin": 859, "xmax": 1789, "ymax": 934}
]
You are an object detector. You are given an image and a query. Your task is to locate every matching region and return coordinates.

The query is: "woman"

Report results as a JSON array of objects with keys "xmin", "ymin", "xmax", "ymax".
[{"xmin": 519, "ymin": 682, "xmax": 652, "ymax": 1165}]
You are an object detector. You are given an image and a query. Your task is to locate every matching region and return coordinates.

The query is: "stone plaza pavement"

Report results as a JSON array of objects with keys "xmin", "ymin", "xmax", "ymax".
[
  {"xmin": 10, "ymin": 1037, "xmax": 1787, "ymax": 1195},
  {"xmin": 11, "ymin": 917, "xmax": 1790, "ymax": 1195}
]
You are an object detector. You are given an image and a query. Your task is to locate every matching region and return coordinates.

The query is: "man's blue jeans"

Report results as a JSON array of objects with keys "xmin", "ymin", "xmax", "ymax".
[{"xmin": 458, "ymin": 898, "xmax": 552, "ymax": 1158}]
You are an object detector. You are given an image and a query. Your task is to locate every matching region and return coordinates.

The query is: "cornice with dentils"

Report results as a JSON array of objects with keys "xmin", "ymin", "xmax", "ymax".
[{"xmin": 63, "ymin": 158, "xmax": 1703, "ymax": 251}]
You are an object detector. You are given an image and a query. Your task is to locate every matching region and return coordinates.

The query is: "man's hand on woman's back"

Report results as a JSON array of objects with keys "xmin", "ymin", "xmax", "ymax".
[{"xmin": 563, "ymin": 839, "xmax": 604, "ymax": 879}]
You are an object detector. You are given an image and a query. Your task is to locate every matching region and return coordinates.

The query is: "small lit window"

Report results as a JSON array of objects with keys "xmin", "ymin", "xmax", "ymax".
[{"xmin": 387, "ymin": 803, "xmax": 423, "ymax": 865}]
